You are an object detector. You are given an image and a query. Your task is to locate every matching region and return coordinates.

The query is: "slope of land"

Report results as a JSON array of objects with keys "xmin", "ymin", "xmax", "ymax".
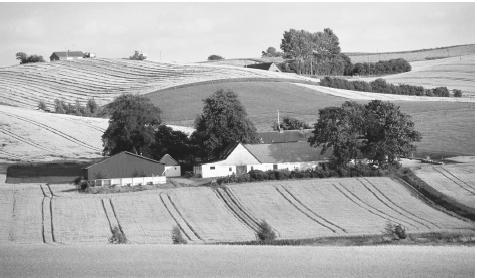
[
  {"xmin": 354, "ymin": 54, "xmax": 475, "ymax": 95},
  {"xmin": 0, "ymin": 58, "xmax": 314, "ymax": 110},
  {"xmin": 0, "ymin": 245, "xmax": 474, "ymax": 278},
  {"xmin": 0, "ymin": 175, "xmax": 472, "ymax": 245},
  {"xmin": 346, "ymin": 44, "xmax": 474, "ymax": 63}
]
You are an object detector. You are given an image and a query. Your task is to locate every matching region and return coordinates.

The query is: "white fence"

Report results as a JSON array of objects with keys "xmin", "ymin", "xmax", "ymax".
[{"xmin": 92, "ymin": 176, "xmax": 166, "ymax": 187}]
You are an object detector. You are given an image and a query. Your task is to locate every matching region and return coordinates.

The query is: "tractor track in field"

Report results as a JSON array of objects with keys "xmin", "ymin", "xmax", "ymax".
[
  {"xmin": 40, "ymin": 184, "xmax": 55, "ymax": 244},
  {"xmin": 0, "ymin": 110, "xmax": 101, "ymax": 152},
  {"xmin": 276, "ymin": 185, "xmax": 347, "ymax": 233},
  {"xmin": 166, "ymin": 194, "xmax": 202, "ymax": 241},
  {"xmin": 332, "ymin": 183, "xmax": 420, "ymax": 229},
  {"xmin": 432, "ymin": 167, "xmax": 475, "ymax": 194},
  {"xmin": 361, "ymin": 178, "xmax": 441, "ymax": 229},
  {"xmin": 0, "ymin": 129, "xmax": 56, "ymax": 153}
]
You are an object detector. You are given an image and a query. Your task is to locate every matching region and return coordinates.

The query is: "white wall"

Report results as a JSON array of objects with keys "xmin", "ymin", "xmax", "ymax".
[
  {"xmin": 93, "ymin": 176, "xmax": 166, "ymax": 186},
  {"xmin": 164, "ymin": 166, "xmax": 181, "ymax": 177}
]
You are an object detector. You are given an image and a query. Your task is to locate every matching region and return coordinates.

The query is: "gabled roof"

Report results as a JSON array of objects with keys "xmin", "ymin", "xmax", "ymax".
[
  {"xmin": 51, "ymin": 51, "xmax": 84, "ymax": 58},
  {"xmin": 243, "ymin": 142, "xmax": 331, "ymax": 163},
  {"xmin": 159, "ymin": 154, "xmax": 179, "ymax": 166},
  {"xmin": 258, "ymin": 129, "xmax": 313, "ymax": 144},
  {"xmin": 245, "ymin": 62, "xmax": 276, "ymax": 70},
  {"xmin": 84, "ymin": 151, "xmax": 161, "ymax": 169}
]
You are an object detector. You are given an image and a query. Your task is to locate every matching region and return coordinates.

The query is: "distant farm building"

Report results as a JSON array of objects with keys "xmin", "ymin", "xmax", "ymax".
[
  {"xmin": 159, "ymin": 154, "xmax": 181, "ymax": 177},
  {"xmin": 245, "ymin": 62, "xmax": 281, "ymax": 72},
  {"xmin": 83, "ymin": 151, "xmax": 166, "ymax": 186},
  {"xmin": 258, "ymin": 129, "xmax": 313, "ymax": 144},
  {"xmin": 194, "ymin": 142, "xmax": 330, "ymax": 178},
  {"xmin": 50, "ymin": 51, "xmax": 85, "ymax": 61}
]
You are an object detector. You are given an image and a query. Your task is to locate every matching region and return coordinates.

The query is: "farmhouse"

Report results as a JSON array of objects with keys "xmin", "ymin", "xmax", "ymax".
[
  {"xmin": 159, "ymin": 154, "xmax": 181, "ymax": 177},
  {"xmin": 83, "ymin": 151, "xmax": 166, "ymax": 186},
  {"xmin": 245, "ymin": 62, "xmax": 281, "ymax": 72},
  {"xmin": 194, "ymin": 142, "xmax": 330, "ymax": 178},
  {"xmin": 50, "ymin": 51, "xmax": 85, "ymax": 61}
]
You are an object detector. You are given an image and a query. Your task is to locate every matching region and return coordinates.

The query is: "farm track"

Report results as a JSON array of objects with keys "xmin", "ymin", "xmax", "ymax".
[
  {"xmin": 40, "ymin": 184, "xmax": 55, "ymax": 244},
  {"xmin": 159, "ymin": 193, "xmax": 200, "ymax": 242},
  {"xmin": 0, "ymin": 129, "xmax": 56, "ymax": 153},
  {"xmin": 276, "ymin": 185, "xmax": 347, "ymax": 233},
  {"xmin": 357, "ymin": 178, "xmax": 436, "ymax": 230},
  {"xmin": 0, "ymin": 110, "xmax": 101, "ymax": 151},
  {"xmin": 215, "ymin": 188, "xmax": 260, "ymax": 233},
  {"xmin": 432, "ymin": 167, "xmax": 475, "ymax": 194}
]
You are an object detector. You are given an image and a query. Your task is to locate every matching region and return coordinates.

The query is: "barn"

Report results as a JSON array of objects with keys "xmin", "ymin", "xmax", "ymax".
[
  {"xmin": 50, "ymin": 51, "xmax": 85, "ymax": 61},
  {"xmin": 83, "ymin": 151, "xmax": 166, "ymax": 186},
  {"xmin": 245, "ymin": 62, "xmax": 281, "ymax": 72},
  {"xmin": 159, "ymin": 154, "xmax": 181, "ymax": 177},
  {"xmin": 193, "ymin": 142, "xmax": 330, "ymax": 178}
]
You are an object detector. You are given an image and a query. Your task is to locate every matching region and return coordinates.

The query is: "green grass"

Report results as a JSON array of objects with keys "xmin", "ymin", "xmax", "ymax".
[{"xmin": 146, "ymin": 80, "xmax": 474, "ymax": 158}]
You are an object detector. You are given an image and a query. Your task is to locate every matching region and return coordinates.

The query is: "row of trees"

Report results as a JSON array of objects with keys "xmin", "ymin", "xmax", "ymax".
[
  {"xmin": 320, "ymin": 77, "xmax": 461, "ymax": 97},
  {"xmin": 38, "ymin": 99, "xmax": 101, "ymax": 116},
  {"xmin": 16, "ymin": 52, "xmax": 45, "ymax": 64},
  {"xmin": 272, "ymin": 116, "xmax": 310, "ymax": 131},
  {"xmin": 348, "ymin": 58, "xmax": 411, "ymax": 76}
]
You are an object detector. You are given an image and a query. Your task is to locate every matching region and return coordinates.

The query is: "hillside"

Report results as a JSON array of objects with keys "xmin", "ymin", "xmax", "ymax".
[
  {"xmin": 0, "ymin": 176, "xmax": 472, "ymax": 245},
  {"xmin": 346, "ymin": 44, "xmax": 475, "ymax": 63},
  {"xmin": 0, "ymin": 58, "xmax": 314, "ymax": 110},
  {"xmin": 354, "ymin": 54, "xmax": 475, "ymax": 95}
]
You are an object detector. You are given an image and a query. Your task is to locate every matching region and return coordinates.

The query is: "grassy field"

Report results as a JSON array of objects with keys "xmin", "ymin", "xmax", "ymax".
[
  {"xmin": 0, "ymin": 244, "xmax": 474, "ymax": 278},
  {"xmin": 346, "ymin": 44, "xmax": 474, "ymax": 63},
  {"xmin": 355, "ymin": 54, "xmax": 475, "ymax": 95},
  {"xmin": 0, "ymin": 58, "xmax": 313, "ymax": 110},
  {"xmin": 415, "ymin": 163, "xmax": 475, "ymax": 209}
]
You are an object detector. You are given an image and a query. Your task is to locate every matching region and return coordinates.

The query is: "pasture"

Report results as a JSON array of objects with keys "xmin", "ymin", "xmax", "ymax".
[
  {"xmin": 0, "ymin": 245, "xmax": 474, "ymax": 278},
  {"xmin": 0, "ymin": 175, "xmax": 472, "ymax": 245},
  {"xmin": 0, "ymin": 58, "xmax": 313, "ymax": 110},
  {"xmin": 346, "ymin": 44, "xmax": 474, "ymax": 63}
]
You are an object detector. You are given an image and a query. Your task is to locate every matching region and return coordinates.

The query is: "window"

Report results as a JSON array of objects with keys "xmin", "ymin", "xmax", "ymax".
[
  {"xmin": 229, "ymin": 167, "xmax": 232, "ymax": 171},
  {"xmin": 273, "ymin": 164, "xmax": 278, "ymax": 170},
  {"xmin": 251, "ymin": 166, "xmax": 254, "ymax": 170},
  {"xmin": 210, "ymin": 166, "xmax": 215, "ymax": 170}
]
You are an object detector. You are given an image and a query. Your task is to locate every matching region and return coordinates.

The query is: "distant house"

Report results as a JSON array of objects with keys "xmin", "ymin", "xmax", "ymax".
[
  {"xmin": 50, "ymin": 51, "xmax": 85, "ymax": 61},
  {"xmin": 245, "ymin": 62, "xmax": 281, "ymax": 72},
  {"xmin": 83, "ymin": 151, "xmax": 166, "ymax": 186},
  {"xmin": 193, "ymin": 142, "xmax": 330, "ymax": 178},
  {"xmin": 159, "ymin": 154, "xmax": 181, "ymax": 177},
  {"xmin": 258, "ymin": 129, "xmax": 313, "ymax": 144}
]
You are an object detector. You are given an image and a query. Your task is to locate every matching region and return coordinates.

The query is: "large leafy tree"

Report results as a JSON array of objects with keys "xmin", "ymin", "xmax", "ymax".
[
  {"xmin": 191, "ymin": 89, "xmax": 259, "ymax": 160},
  {"xmin": 102, "ymin": 94, "xmax": 161, "ymax": 156},
  {"xmin": 16, "ymin": 52, "xmax": 45, "ymax": 64},
  {"xmin": 151, "ymin": 125, "xmax": 191, "ymax": 162},
  {"xmin": 308, "ymin": 101, "xmax": 365, "ymax": 167},
  {"xmin": 309, "ymin": 100, "xmax": 421, "ymax": 167},
  {"xmin": 362, "ymin": 100, "xmax": 421, "ymax": 165}
]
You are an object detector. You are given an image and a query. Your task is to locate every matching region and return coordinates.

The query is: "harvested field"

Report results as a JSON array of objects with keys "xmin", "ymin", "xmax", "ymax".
[
  {"xmin": 415, "ymin": 164, "xmax": 475, "ymax": 209},
  {"xmin": 0, "ymin": 58, "xmax": 314, "ymax": 110}
]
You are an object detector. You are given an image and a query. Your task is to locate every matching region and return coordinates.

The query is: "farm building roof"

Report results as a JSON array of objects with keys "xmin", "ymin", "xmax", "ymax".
[
  {"xmin": 159, "ymin": 154, "xmax": 179, "ymax": 166},
  {"xmin": 258, "ymin": 129, "xmax": 313, "ymax": 144},
  {"xmin": 243, "ymin": 142, "xmax": 331, "ymax": 163},
  {"xmin": 50, "ymin": 51, "xmax": 84, "ymax": 58}
]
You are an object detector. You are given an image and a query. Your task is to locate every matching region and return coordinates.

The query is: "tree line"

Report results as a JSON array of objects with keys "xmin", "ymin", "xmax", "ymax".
[
  {"xmin": 320, "ymin": 77, "xmax": 463, "ymax": 97},
  {"xmin": 38, "ymin": 98, "xmax": 102, "ymax": 116}
]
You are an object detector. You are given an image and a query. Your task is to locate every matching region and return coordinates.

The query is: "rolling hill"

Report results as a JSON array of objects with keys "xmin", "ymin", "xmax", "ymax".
[{"xmin": 0, "ymin": 58, "xmax": 315, "ymax": 110}]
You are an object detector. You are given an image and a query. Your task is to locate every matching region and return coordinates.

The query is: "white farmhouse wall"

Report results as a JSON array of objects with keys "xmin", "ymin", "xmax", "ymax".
[
  {"xmin": 93, "ymin": 176, "xmax": 166, "ymax": 186},
  {"xmin": 164, "ymin": 166, "xmax": 181, "ymax": 177}
]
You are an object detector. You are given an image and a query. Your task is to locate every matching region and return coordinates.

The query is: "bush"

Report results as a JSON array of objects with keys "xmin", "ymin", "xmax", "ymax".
[
  {"xmin": 208, "ymin": 54, "xmax": 224, "ymax": 61},
  {"xmin": 172, "ymin": 225, "xmax": 187, "ymax": 244},
  {"xmin": 249, "ymin": 170, "xmax": 268, "ymax": 181},
  {"xmin": 109, "ymin": 226, "xmax": 127, "ymax": 244},
  {"xmin": 257, "ymin": 220, "xmax": 276, "ymax": 242},
  {"xmin": 38, "ymin": 101, "xmax": 47, "ymax": 111},
  {"xmin": 383, "ymin": 222, "xmax": 407, "ymax": 240},
  {"xmin": 453, "ymin": 89, "xmax": 463, "ymax": 97},
  {"xmin": 79, "ymin": 181, "xmax": 90, "ymax": 191}
]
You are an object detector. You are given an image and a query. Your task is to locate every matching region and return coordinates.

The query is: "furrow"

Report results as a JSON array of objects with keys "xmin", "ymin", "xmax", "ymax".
[{"xmin": 158, "ymin": 193, "xmax": 192, "ymax": 241}]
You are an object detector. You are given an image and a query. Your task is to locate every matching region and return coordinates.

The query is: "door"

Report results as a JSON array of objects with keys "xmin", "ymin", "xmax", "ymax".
[{"xmin": 236, "ymin": 165, "xmax": 247, "ymax": 175}]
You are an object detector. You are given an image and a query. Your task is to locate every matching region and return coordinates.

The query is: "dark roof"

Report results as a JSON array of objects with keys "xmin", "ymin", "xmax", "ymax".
[
  {"xmin": 245, "ymin": 62, "xmax": 275, "ymax": 70},
  {"xmin": 51, "ymin": 51, "xmax": 84, "ymax": 58},
  {"xmin": 243, "ymin": 142, "xmax": 331, "ymax": 163},
  {"xmin": 159, "ymin": 154, "xmax": 179, "ymax": 166},
  {"xmin": 258, "ymin": 130, "xmax": 313, "ymax": 144},
  {"xmin": 85, "ymin": 151, "xmax": 161, "ymax": 169}
]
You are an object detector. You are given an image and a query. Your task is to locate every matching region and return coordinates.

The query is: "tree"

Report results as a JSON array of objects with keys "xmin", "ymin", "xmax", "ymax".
[
  {"xmin": 151, "ymin": 125, "xmax": 191, "ymax": 162},
  {"xmin": 86, "ymin": 98, "xmax": 99, "ymax": 115},
  {"xmin": 207, "ymin": 54, "xmax": 224, "ymax": 61},
  {"xmin": 308, "ymin": 101, "xmax": 365, "ymax": 167},
  {"xmin": 273, "ymin": 116, "xmax": 310, "ymax": 131},
  {"xmin": 38, "ymin": 100, "xmax": 47, "ymax": 111},
  {"xmin": 453, "ymin": 89, "xmax": 463, "ymax": 97},
  {"xmin": 129, "ymin": 50, "xmax": 146, "ymax": 60},
  {"xmin": 54, "ymin": 99, "xmax": 66, "ymax": 114},
  {"xmin": 261, "ymin": 47, "xmax": 282, "ymax": 58},
  {"xmin": 102, "ymin": 94, "xmax": 161, "ymax": 156},
  {"xmin": 191, "ymin": 89, "xmax": 259, "ymax": 160},
  {"xmin": 16, "ymin": 52, "xmax": 45, "ymax": 64},
  {"xmin": 362, "ymin": 100, "xmax": 421, "ymax": 166}
]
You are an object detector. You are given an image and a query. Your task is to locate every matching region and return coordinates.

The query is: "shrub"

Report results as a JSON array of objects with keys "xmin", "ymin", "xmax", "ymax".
[
  {"xmin": 249, "ymin": 170, "xmax": 268, "ymax": 181},
  {"xmin": 38, "ymin": 101, "xmax": 47, "ymax": 111},
  {"xmin": 257, "ymin": 220, "xmax": 276, "ymax": 242},
  {"xmin": 383, "ymin": 222, "xmax": 407, "ymax": 240},
  {"xmin": 172, "ymin": 225, "xmax": 187, "ymax": 244},
  {"xmin": 109, "ymin": 226, "xmax": 127, "ymax": 244},
  {"xmin": 453, "ymin": 89, "xmax": 463, "ymax": 97},
  {"xmin": 79, "ymin": 181, "xmax": 90, "ymax": 191}
]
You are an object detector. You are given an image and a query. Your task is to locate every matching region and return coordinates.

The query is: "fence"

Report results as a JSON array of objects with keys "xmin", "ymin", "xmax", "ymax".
[{"xmin": 92, "ymin": 176, "xmax": 167, "ymax": 187}]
